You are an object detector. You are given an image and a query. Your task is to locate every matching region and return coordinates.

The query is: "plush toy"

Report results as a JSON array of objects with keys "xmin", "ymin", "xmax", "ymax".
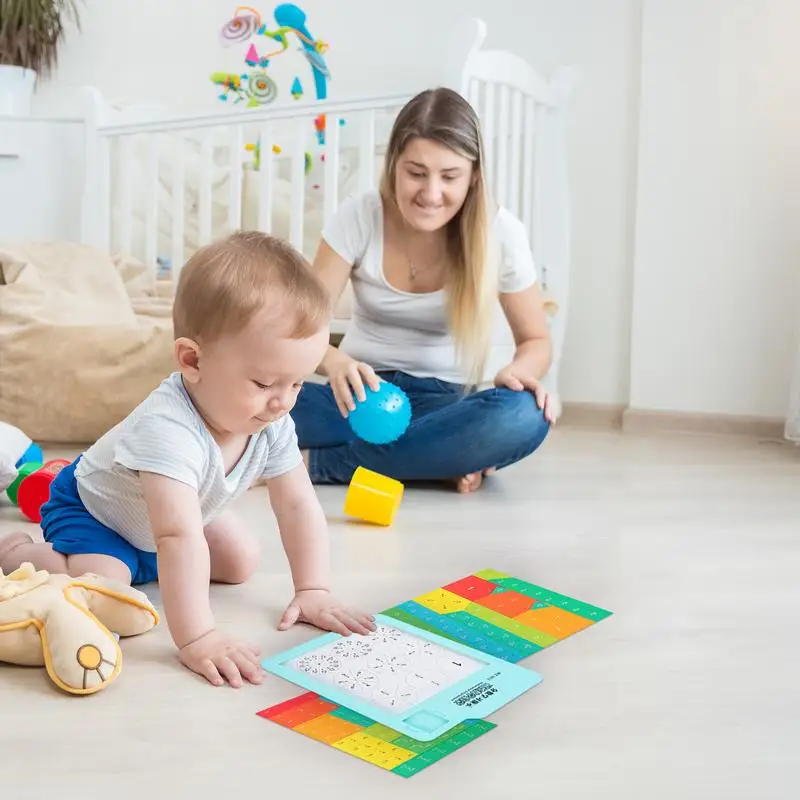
[{"xmin": 0, "ymin": 562, "xmax": 159, "ymax": 694}]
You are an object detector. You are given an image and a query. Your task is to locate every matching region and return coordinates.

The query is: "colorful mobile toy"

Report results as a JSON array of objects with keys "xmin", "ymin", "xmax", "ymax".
[{"xmin": 212, "ymin": 3, "xmax": 330, "ymax": 108}]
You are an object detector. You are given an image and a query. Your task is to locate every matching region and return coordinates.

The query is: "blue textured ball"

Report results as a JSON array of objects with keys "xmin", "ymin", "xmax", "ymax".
[{"xmin": 348, "ymin": 381, "xmax": 411, "ymax": 444}]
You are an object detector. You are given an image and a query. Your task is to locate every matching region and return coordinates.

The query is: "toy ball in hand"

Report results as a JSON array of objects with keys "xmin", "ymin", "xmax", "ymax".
[{"xmin": 348, "ymin": 381, "xmax": 411, "ymax": 444}]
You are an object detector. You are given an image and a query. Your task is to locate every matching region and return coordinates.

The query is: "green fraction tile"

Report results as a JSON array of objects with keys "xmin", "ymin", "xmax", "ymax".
[
  {"xmin": 457, "ymin": 720, "xmax": 496, "ymax": 740},
  {"xmin": 472, "ymin": 569, "xmax": 510, "ymax": 581},
  {"xmin": 466, "ymin": 603, "xmax": 560, "ymax": 647},
  {"xmin": 392, "ymin": 749, "xmax": 445, "ymax": 776},
  {"xmin": 391, "ymin": 720, "xmax": 497, "ymax": 776},
  {"xmin": 392, "ymin": 758, "xmax": 431, "ymax": 778},
  {"xmin": 448, "ymin": 610, "xmax": 543, "ymax": 658},
  {"xmin": 364, "ymin": 723, "xmax": 403, "ymax": 744},
  {"xmin": 391, "ymin": 720, "xmax": 494, "ymax": 757},
  {"xmin": 494, "ymin": 577, "xmax": 613, "ymax": 621},
  {"xmin": 380, "ymin": 605, "xmax": 464, "ymax": 644},
  {"xmin": 390, "ymin": 734, "xmax": 439, "ymax": 755}
]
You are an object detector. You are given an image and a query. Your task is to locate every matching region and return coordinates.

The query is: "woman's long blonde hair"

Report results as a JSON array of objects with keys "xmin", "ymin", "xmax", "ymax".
[{"xmin": 379, "ymin": 87, "xmax": 498, "ymax": 385}]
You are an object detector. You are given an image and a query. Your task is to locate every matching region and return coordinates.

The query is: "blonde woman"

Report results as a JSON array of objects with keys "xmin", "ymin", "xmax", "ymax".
[{"xmin": 292, "ymin": 87, "xmax": 556, "ymax": 493}]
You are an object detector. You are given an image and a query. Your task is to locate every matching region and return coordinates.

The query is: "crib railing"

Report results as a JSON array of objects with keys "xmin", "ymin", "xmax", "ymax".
[{"xmin": 80, "ymin": 92, "xmax": 410, "ymax": 281}]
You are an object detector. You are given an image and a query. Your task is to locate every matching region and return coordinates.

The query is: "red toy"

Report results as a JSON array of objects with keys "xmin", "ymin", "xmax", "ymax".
[{"xmin": 17, "ymin": 459, "xmax": 70, "ymax": 523}]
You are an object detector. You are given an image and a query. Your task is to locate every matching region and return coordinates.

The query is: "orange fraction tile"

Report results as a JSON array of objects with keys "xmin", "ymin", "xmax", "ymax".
[
  {"xmin": 294, "ymin": 714, "xmax": 363, "ymax": 744},
  {"xmin": 473, "ymin": 589, "xmax": 535, "ymax": 617},
  {"xmin": 514, "ymin": 605, "xmax": 594, "ymax": 638}
]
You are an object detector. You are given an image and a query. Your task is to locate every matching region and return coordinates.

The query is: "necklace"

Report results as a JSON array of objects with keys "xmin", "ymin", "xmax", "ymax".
[{"xmin": 403, "ymin": 233, "xmax": 447, "ymax": 283}]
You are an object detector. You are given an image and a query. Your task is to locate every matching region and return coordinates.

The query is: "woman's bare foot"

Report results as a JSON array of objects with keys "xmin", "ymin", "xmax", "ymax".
[{"xmin": 454, "ymin": 468, "xmax": 496, "ymax": 494}]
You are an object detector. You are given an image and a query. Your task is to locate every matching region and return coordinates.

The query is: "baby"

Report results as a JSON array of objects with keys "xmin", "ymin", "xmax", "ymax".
[{"xmin": 0, "ymin": 231, "xmax": 375, "ymax": 687}]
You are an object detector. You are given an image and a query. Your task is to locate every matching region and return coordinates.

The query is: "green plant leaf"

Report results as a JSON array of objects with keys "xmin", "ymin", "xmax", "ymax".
[{"xmin": 0, "ymin": 0, "xmax": 82, "ymax": 78}]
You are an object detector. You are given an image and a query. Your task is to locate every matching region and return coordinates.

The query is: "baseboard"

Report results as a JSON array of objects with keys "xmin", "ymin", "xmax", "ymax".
[
  {"xmin": 559, "ymin": 403, "xmax": 625, "ymax": 429},
  {"xmin": 621, "ymin": 407, "xmax": 786, "ymax": 439},
  {"xmin": 558, "ymin": 402, "xmax": 786, "ymax": 439}
]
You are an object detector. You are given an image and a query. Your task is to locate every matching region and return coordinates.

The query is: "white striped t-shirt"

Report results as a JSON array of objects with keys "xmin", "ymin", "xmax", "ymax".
[{"xmin": 74, "ymin": 372, "xmax": 303, "ymax": 552}]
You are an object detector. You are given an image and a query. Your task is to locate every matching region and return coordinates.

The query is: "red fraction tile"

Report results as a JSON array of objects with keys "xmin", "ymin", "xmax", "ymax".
[{"xmin": 442, "ymin": 575, "xmax": 497, "ymax": 601}]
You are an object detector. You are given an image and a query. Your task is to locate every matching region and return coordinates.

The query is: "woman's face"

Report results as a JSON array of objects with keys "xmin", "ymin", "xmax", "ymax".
[{"xmin": 393, "ymin": 137, "xmax": 475, "ymax": 233}]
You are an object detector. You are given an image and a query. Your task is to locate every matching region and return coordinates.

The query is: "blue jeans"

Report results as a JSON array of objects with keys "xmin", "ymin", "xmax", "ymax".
[{"xmin": 291, "ymin": 370, "xmax": 551, "ymax": 484}]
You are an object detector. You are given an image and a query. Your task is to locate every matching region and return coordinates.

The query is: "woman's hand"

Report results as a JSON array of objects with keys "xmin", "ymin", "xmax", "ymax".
[
  {"xmin": 494, "ymin": 361, "xmax": 558, "ymax": 424},
  {"xmin": 321, "ymin": 349, "xmax": 380, "ymax": 417}
]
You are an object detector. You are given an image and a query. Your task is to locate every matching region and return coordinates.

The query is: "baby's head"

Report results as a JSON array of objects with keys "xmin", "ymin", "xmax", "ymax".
[{"xmin": 172, "ymin": 231, "xmax": 331, "ymax": 437}]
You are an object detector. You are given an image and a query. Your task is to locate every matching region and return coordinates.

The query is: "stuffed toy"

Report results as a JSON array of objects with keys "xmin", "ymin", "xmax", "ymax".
[{"xmin": 0, "ymin": 562, "xmax": 159, "ymax": 694}]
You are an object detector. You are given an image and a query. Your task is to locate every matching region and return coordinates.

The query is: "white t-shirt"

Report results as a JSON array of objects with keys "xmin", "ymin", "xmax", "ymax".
[
  {"xmin": 74, "ymin": 372, "xmax": 302, "ymax": 552},
  {"xmin": 323, "ymin": 189, "xmax": 537, "ymax": 385}
]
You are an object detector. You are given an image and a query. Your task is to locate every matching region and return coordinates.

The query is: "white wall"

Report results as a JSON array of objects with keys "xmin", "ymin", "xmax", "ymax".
[
  {"xmin": 629, "ymin": 0, "xmax": 800, "ymax": 419},
  {"xmin": 31, "ymin": 0, "xmax": 641, "ymax": 409},
  {"xmin": 23, "ymin": 0, "xmax": 797, "ymax": 418}
]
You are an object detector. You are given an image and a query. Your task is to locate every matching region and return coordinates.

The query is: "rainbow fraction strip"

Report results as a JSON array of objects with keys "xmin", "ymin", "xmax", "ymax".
[
  {"xmin": 256, "ymin": 569, "xmax": 612, "ymax": 776},
  {"xmin": 257, "ymin": 692, "xmax": 495, "ymax": 777}
]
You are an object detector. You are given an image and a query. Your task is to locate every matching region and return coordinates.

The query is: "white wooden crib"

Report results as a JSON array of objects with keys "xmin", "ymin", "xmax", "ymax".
[{"xmin": 77, "ymin": 16, "xmax": 577, "ymax": 400}]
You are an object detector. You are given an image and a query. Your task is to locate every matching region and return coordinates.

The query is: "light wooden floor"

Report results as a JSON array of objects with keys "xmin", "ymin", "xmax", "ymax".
[{"xmin": 1, "ymin": 427, "xmax": 798, "ymax": 799}]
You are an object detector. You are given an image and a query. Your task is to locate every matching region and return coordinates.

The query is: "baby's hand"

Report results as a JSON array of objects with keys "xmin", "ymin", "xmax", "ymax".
[
  {"xmin": 278, "ymin": 589, "xmax": 376, "ymax": 636},
  {"xmin": 178, "ymin": 629, "xmax": 266, "ymax": 688}
]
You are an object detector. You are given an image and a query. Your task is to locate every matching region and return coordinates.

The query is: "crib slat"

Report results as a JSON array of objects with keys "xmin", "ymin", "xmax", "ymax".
[
  {"xmin": 323, "ymin": 114, "xmax": 341, "ymax": 225},
  {"xmin": 171, "ymin": 134, "xmax": 185, "ymax": 277},
  {"xmin": 357, "ymin": 109, "xmax": 375, "ymax": 194},
  {"xmin": 97, "ymin": 135, "xmax": 111, "ymax": 253},
  {"xmin": 495, "ymin": 84, "xmax": 510, "ymax": 208},
  {"xmin": 198, "ymin": 131, "xmax": 213, "ymax": 246},
  {"xmin": 118, "ymin": 136, "xmax": 134, "ymax": 256},
  {"xmin": 228, "ymin": 125, "xmax": 243, "ymax": 232},
  {"xmin": 509, "ymin": 89, "xmax": 523, "ymax": 217},
  {"xmin": 482, "ymin": 82, "xmax": 495, "ymax": 195},
  {"xmin": 258, "ymin": 123, "xmax": 274, "ymax": 233},
  {"xmin": 522, "ymin": 98, "xmax": 536, "ymax": 239},
  {"xmin": 468, "ymin": 78, "xmax": 481, "ymax": 116},
  {"xmin": 290, "ymin": 116, "xmax": 305, "ymax": 251},
  {"xmin": 144, "ymin": 134, "xmax": 159, "ymax": 276}
]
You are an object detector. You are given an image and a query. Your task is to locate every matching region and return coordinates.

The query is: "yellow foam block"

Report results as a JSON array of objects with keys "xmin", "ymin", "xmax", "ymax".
[{"xmin": 344, "ymin": 466, "xmax": 404, "ymax": 526}]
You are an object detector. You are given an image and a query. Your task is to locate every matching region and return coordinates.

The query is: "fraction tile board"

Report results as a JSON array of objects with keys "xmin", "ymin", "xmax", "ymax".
[
  {"xmin": 257, "ymin": 569, "xmax": 612, "ymax": 775},
  {"xmin": 257, "ymin": 691, "xmax": 496, "ymax": 778},
  {"xmin": 261, "ymin": 614, "xmax": 542, "ymax": 740},
  {"xmin": 380, "ymin": 568, "xmax": 613, "ymax": 663}
]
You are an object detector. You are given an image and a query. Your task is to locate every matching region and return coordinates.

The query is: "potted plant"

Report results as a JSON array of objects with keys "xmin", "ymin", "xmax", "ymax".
[{"xmin": 0, "ymin": 0, "xmax": 81, "ymax": 116}]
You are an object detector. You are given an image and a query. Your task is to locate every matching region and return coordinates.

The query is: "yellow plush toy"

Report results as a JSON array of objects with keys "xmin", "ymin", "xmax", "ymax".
[{"xmin": 0, "ymin": 562, "xmax": 159, "ymax": 694}]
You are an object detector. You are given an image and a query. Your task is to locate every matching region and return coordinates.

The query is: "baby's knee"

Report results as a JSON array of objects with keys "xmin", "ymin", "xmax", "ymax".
[{"xmin": 219, "ymin": 535, "xmax": 261, "ymax": 585}]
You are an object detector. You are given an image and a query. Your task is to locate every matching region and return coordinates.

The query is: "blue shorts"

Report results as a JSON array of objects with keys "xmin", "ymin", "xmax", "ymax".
[{"xmin": 40, "ymin": 458, "xmax": 158, "ymax": 585}]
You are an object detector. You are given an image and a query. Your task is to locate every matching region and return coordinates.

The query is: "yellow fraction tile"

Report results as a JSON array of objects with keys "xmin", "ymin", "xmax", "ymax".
[
  {"xmin": 414, "ymin": 588, "xmax": 472, "ymax": 615},
  {"xmin": 333, "ymin": 732, "xmax": 417, "ymax": 769},
  {"xmin": 294, "ymin": 714, "xmax": 363, "ymax": 744}
]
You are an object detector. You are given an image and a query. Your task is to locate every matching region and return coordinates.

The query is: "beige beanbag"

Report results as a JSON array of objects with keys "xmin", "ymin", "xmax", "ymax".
[
  {"xmin": 0, "ymin": 562, "xmax": 159, "ymax": 694},
  {"xmin": 0, "ymin": 242, "xmax": 175, "ymax": 443}
]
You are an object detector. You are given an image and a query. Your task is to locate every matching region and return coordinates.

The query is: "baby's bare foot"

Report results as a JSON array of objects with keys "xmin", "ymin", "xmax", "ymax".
[
  {"xmin": 0, "ymin": 531, "xmax": 34, "ymax": 559},
  {"xmin": 0, "ymin": 531, "xmax": 35, "ymax": 572}
]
